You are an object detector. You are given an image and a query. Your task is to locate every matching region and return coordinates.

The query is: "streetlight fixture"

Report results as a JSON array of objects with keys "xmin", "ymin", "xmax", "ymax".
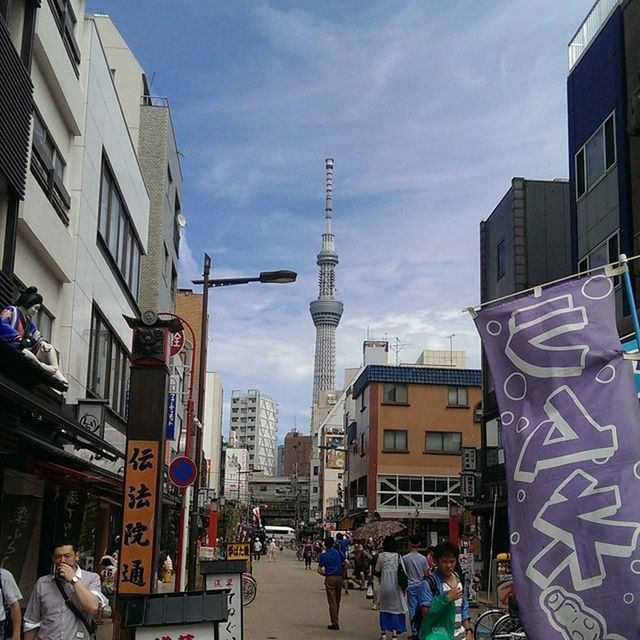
[{"xmin": 186, "ymin": 254, "xmax": 297, "ymax": 590}]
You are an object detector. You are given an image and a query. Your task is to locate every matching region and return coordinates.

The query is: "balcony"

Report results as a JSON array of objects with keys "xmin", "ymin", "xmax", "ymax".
[{"xmin": 568, "ymin": 0, "xmax": 621, "ymax": 70}]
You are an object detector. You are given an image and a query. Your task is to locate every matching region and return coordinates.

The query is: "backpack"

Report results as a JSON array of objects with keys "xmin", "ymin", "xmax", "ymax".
[{"xmin": 411, "ymin": 574, "xmax": 438, "ymax": 631}]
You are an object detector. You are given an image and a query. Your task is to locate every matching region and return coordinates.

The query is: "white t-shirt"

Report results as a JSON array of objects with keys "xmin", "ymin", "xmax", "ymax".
[
  {"xmin": 442, "ymin": 577, "xmax": 464, "ymax": 640},
  {"xmin": 254, "ymin": 540, "xmax": 262, "ymax": 552},
  {"xmin": 0, "ymin": 569, "xmax": 22, "ymax": 622}
]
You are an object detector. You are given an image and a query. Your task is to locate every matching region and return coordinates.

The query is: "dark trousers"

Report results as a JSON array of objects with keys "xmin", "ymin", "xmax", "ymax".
[{"xmin": 324, "ymin": 575, "xmax": 343, "ymax": 625}]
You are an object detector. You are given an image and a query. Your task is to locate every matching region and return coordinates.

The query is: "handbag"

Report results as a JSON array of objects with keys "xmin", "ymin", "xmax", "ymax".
[{"xmin": 397, "ymin": 553, "xmax": 408, "ymax": 591}]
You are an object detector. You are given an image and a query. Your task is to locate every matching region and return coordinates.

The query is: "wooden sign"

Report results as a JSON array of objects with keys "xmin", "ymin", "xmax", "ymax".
[
  {"xmin": 226, "ymin": 541, "xmax": 250, "ymax": 561},
  {"xmin": 119, "ymin": 440, "xmax": 159, "ymax": 594}
]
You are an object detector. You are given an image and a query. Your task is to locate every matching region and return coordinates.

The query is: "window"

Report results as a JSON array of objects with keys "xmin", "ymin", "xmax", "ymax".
[
  {"xmin": 575, "ymin": 113, "xmax": 616, "ymax": 199},
  {"xmin": 578, "ymin": 232, "xmax": 619, "ymax": 284},
  {"xmin": 377, "ymin": 475, "xmax": 460, "ymax": 512},
  {"xmin": 448, "ymin": 386, "xmax": 468, "ymax": 407},
  {"xmin": 31, "ymin": 112, "xmax": 71, "ymax": 223},
  {"xmin": 98, "ymin": 158, "xmax": 143, "ymax": 299},
  {"xmin": 425, "ymin": 431, "xmax": 462, "ymax": 453},
  {"xmin": 497, "ymin": 238, "xmax": 505, "ymax": 280},
  {"xmin": 48, "ymin": 0, "xmax": 81, "ymax": 72},
  {"xmin": 360, "ymin": 432, "xmax": 366, "ymax": 456},
  {"xmin": 383, "ymin": 429, "xmax": 407, "ymax": 452},
  {"xmin": 87, "ymin": 306, "xmax": 130, "ymax": 418},
  {"xmin": 383, "ymin": 383, "xmax": 408, "ymax": 404}
]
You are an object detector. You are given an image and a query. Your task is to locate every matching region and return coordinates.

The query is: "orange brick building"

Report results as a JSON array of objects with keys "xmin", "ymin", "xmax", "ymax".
[{"xmin": 345, "ymin": 365, "xmax": 481, "ymax": 542}]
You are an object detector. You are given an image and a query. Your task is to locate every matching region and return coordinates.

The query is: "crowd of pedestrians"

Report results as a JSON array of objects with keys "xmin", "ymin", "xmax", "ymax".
[{"xmin": 313, "ymin": 532, "xmax": 472, "ymax": 640}]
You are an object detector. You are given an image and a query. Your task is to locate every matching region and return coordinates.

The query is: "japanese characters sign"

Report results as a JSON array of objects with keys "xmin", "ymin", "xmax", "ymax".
[
  {"xmin": 475, "ymin": 275, "xmax": 640, "ymax": 639},
  {"xmin": 119, "ymin": 440, "xmax": 159, "ymax": 594},
  {"xmin": 226, "ymin": 542, "xmax": 250, "ymax": 561},
  {"xmin": 205, "ymin": 573, "xmax": 242, "ymax": 640}
]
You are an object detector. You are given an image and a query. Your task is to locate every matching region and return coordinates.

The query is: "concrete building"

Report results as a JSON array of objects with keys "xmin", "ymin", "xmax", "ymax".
[
  {"xmin": 283, "ymin": 429, "xmax": 311, "ymax": 477},
  {"xmin": 344, "ymin": 365, "xmax": 481, "ymax": 543},
  {"xmin": 249, "ymin": 475, "xmax": 310, "ymax": 528},
  {"xmin": 230, "ymin": 389, "xmax": 278, "ymax": 476},
  {"xmin": 204, "ymin": 372, "xmax": 223, "ymax": 495},
  {"xmin": 276, "ymin": 444, "xmax": 285, "ymax": 476},
  {"xmin": 477, "ymin": 178, "xmax": 571, "ymax": 565},
  {"xmin": 223, "ymin": 448, "xmax": 249, "ymax": 502},
  {"xmin": 567, "ymin": 0, "xmax": 640, "ymax": 328}
]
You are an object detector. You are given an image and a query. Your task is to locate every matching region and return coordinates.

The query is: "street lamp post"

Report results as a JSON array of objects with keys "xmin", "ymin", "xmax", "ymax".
[{"xmin": 186, "ymin": 254, "xmax": 296, "ymax": 590}]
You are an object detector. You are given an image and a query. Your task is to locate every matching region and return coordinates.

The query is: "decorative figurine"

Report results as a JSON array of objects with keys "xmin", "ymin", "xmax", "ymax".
[{"xmin": 0, "ymin": 286, "xmax": 68, "ymax": 387}]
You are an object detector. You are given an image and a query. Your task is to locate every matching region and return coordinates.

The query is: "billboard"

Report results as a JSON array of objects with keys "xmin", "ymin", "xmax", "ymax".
[{"xmin": 324, "ymin": 434, "xmax": 345, "ymax": 469}]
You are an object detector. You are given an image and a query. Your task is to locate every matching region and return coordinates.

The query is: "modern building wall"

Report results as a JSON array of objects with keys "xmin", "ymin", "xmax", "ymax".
[
  {"xmin": 204, "ymin": 371, "xmax": 223, "ymax": 495},
  {"xmin": 223, "ymin": 447, "xmax": 249, "ymax": 502},
  {"xmin": 229, "ymin": 389, "xmax": 278, "ymax": 476},
  {"xmin": 283, "ymin": 430, "xmax": 311, "ymax": 477},
  {"xmin": 176, "ymin": 289, "xmax": 206, "ymax": 414}
]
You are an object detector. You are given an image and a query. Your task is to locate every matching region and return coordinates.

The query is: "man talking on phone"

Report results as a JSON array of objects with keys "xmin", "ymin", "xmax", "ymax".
[{"xmin": 23, "ymin": 541, "xmax": 107, "ymax": 640}]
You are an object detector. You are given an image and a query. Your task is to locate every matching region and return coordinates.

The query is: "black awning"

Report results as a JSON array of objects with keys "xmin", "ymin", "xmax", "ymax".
[
  {"xmin": 471, "ymin": 500, "xmax": 508, "ymax": 516},
  {"xmin": 0, "ymin": 370, "xmax": 123, "ymax": 461}
]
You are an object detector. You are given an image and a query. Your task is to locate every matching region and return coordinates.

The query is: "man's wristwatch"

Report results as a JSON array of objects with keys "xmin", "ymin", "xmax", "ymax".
[{"xmin": 71, "ymin": 576, "xmax": 79, "ymax": 584}]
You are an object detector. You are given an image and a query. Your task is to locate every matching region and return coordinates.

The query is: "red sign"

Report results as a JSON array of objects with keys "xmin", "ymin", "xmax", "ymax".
[{"xmin": 170, "ymin": 330, "xmax": 185, "ymax": 357}]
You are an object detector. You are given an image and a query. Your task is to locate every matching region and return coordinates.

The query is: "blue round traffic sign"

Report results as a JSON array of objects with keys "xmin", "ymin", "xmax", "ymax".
[{"xmin": 169, "ymin": 456, "xmax": 198, "ymax": 487}]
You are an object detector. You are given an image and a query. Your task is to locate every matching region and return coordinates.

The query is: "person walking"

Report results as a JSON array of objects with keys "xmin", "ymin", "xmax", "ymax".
[
  {"xmin": 253, "ymin": 538, "xmax": 263, "ymax": 561},
  {"xmin": 374, "ymin": 536, "xmax": 408, "ymax": 640},
  {"xmin": 417, "ymin": 541, "xmax": 472, "ymax": 640},
  {"xmin": 353, "ymin": 544, "xmax": 371, "ymax": 590},
  {"xmin": 317, "ymin": 536, "xmax": 349, "ymax": 631},
  {"xmin": 0, "ymin": 566, "xmax": 22, "ymax": 640},
  {"xmin": 303, "ymin": 539, "xmax": 313, "ymax": 570},
  {"xmin": 23, "ymin": 540, "xmax": 107, "ymax": 640},
  {"xmin": 335, "ymin": 533, "xmax": 351, "ymax": 595},
  {"xmin": 267, "ymin": 538, "xmax": 277, "ymax": 562},
  {"xmin": 403, "ymin": 535, "xmax": 430, "ymax": 640},
  {"xmin": 98, "ymin": 555, "xmax": 117, "ymax": 611}
]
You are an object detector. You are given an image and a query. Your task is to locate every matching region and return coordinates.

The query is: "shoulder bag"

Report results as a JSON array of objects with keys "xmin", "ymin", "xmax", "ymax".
[
  {"xmin": 397, "ymin": 553, "xmax": 408, "ymax": 591},
  {"xmin": 54, "ymin": 577, "xmax": 97, "ymax": 638}
]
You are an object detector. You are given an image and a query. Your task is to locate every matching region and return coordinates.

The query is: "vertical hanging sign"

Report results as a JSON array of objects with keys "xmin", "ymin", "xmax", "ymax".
[
  {"xmin": 474, "ymin": 274, "xmax": 640, "ymax": 640},
  {"xmin": 119, "ymin": 440, "xmax": 159, "ymax": 595}
]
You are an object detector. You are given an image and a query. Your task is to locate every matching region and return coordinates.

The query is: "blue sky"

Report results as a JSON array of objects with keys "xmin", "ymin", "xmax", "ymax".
[{"xmin": 88, "ymin": 0, "xmax": 594, "ymax": 438}]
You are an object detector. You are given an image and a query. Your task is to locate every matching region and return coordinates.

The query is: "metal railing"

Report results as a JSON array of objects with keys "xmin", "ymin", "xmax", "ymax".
[
  {"xmin": 141, "ymin": 95, "xmax": 169, "ymax": 107},
  {"xmin": 568, "ymin": 0, "xmax": 621, "ymax": 70}
]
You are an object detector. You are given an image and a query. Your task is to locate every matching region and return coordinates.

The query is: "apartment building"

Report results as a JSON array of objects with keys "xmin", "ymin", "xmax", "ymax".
[
  {"xmin": 229, "ymin": 389, "xmax": 278, "ymax": 476},
  {"xmin": 344, "ymin": 365, "xmax": 481, "ymax": 543}
]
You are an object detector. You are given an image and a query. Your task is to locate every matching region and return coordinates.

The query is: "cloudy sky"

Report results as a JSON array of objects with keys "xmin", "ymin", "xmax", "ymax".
[{"xmin": 88, "ymin": 0, "xmax": 593, "ymax": 438}]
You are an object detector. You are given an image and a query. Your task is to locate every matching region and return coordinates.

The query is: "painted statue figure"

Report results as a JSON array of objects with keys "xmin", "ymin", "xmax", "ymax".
[{"xmin": 0, "ymin": 286, "xmax": 68, "ymax": 387}]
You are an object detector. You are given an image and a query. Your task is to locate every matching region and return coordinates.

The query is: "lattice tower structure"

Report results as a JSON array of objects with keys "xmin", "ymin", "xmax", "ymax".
[{"xmin": 310, "ymin": 158, "xmax": 344, "ymax": 411}]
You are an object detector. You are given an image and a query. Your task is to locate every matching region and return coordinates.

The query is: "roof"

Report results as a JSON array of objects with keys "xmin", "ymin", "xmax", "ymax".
[{"xmin": 352, "ymin": 365, "xmax": 481, "ymax": 398}]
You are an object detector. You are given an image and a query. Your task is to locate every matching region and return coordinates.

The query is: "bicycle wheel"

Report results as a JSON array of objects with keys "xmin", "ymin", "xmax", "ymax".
[
  {"xmin": 491, "ymin": 614, "xmax": 523, "ymax": 639},
  {"xmin": 474, "ymin": 609, "xmax": 504, "ymax": 639},
  {"xmin": 242, "ymin": 574, "xmax": 257, "ymax": 605}
]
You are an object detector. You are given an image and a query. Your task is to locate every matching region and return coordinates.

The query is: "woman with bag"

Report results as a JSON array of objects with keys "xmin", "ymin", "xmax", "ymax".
[{"xmin": 374, "ymin": 536, "xmax": 408, "ymax": 640}]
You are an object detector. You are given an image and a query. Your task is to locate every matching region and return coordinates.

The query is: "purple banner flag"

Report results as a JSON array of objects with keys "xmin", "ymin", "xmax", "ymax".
[{"xmin": 474, "ymin": 275, "xmax": 640, "ymax": 640}]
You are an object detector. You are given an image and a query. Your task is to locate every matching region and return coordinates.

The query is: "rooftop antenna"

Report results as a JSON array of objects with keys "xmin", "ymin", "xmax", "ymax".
[
  {"xmin": 390, "ymin": 336, "xmax": 408, "ymax": 365},
  {"xmin": 446, "ymin": 334, "xmax": 455, "ymax": 368}
]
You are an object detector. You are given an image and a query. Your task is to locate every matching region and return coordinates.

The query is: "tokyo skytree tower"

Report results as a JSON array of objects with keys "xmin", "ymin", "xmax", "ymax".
[{"xmin": 310, "ymin": 158, "xmax": 344, "ymax": 408}]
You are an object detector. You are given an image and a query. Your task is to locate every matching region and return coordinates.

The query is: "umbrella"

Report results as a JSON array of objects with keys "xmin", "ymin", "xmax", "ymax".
[{"xmin": 352, "ymin": 520, "xmax": 406, "ymax": 540}]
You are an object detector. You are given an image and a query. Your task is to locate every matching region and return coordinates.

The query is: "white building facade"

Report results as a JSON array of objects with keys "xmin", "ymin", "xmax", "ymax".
[
  {"xmin": 204, "ymin": 372, "xmax": 223, "ymax": 495},
  {"xmin": 229, "ymin": 389, "xmax": 278, "ymax": 476}
]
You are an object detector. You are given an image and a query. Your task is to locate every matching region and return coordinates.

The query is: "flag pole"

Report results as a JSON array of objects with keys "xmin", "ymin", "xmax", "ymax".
[{"xmin": 620, "ymin": 254, "xmax": 640, "ymax": 348}]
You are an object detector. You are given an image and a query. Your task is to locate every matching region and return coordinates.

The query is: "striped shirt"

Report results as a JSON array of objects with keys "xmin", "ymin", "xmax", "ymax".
[{"xmin": 442, "ymin": 577, "xmax": 464, "ymax": 640}]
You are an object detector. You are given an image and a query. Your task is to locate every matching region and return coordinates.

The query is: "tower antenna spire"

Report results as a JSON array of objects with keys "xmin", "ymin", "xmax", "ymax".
[{"xmin": 310, "ymin": 158, "xmax": 344, "ymax": 430}]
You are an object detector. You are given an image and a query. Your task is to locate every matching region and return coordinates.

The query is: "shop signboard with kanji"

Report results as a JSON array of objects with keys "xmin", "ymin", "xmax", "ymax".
[
  {"xmin": 226, "ymin": 542, "xmax": 250, "ymax": 561},
  {"xmin": 205, "ymin": 573, "xmax": 243, "ymax": 640},
  {"xmin": 119, "ymin": 440, "xmax": 159, "ymax": 594}
]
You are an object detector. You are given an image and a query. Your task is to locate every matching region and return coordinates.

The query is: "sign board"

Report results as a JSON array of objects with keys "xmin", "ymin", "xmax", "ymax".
[
  {"xmin": 169, "ymin": 456, "xmax": 198, "ymax": 488},
  {"xmin": 324, "ymin": 434, "xmax": 345, "ymax": 469},
  {"xmin": 166, "ymin": 392, "xmax": 177, "ymax": 440},
  {"xmin": 205, "ymin": 573, "xmax": 242, "ymax": 640},
  {"xmin": 460, "ymin": 472, "xmax": 477, "ymax": 500},
  {"xmin": 226, "ymin": 541, "xmax": 250, "ymax": 561},
  {"xmin": 119, "ymin": 440, "xmax": 159, "ymax": 595},
  {"xmin": 170, "ymin": 330, "xmax": 185, "ymax": 357},
  {"xmin": 461, "ymin": 447, "xmax": 478, "ymax": 471},
  {"xmin": 137, "ymin": 622, "xmax": 218, "ymax": 640}
]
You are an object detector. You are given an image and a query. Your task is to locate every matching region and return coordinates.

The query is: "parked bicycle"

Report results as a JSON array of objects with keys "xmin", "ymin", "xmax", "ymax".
[
  {"xmin": 473, "ymin": 597, "xmax": 526, "ymax": 639},
  {"xmin": 242, "ymin": 572, "xmax": 257, "ymax": 605}
]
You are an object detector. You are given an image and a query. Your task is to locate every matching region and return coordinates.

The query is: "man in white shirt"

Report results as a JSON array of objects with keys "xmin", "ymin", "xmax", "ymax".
[
  {"xmin": 0, "ymin": 567, "xmax": 22, "ymax": 640},
  {"xmin": 253, "ymin": 538, "xmax": 263, "ymax": 561},
  {"xmin": 24, "ymin": 541, "xmax": 107, "ymax": 640}
]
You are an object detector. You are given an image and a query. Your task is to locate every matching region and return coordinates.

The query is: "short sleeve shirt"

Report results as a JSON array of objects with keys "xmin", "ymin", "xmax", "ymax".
[
  {"xmin": 403, "ymin": 551, "xmax": 429, "ymax": 589},
  {"xmin": 318, "ymin": 548, "xmax": 346, "ymax": 576},
  {"xmin": 0, "ymin": 569, "xmax": 22, "ymax": 621}
]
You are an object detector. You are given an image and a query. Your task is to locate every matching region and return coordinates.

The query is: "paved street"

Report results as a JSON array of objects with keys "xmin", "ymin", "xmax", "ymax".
[{"xmin": 246, "ymin": 548, "xmax": 376, "ymax": 640}]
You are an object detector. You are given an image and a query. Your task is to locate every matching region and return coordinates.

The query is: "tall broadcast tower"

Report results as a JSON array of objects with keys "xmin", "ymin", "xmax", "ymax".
[{"xmin": 310, "ymin": 158, "xmax": 344, "ymax": 412}]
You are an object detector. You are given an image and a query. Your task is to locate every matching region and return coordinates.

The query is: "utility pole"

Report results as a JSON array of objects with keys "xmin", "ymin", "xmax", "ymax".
[{"xmin": 446, "ymin": 334, "xmax": 455, "ymax": 368}]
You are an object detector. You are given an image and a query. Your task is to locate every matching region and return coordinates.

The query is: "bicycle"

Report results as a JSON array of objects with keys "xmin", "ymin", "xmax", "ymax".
[
  {"xmin": 490, "ymin": 597, "xmax": 525, "ymax": 639},
  {"xmin": 242, "ymin": 572, "xmax": 257, "ymax": 606},
  {"xmin": 473, "ymin": 608, "xmax": 505, "ymax": 638}
]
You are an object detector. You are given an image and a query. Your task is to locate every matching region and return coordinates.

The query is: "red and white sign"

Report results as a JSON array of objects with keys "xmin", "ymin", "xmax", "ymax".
[{"xmin": 170, "ymin": 330, "xmax": 185, "ymax": 357}]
